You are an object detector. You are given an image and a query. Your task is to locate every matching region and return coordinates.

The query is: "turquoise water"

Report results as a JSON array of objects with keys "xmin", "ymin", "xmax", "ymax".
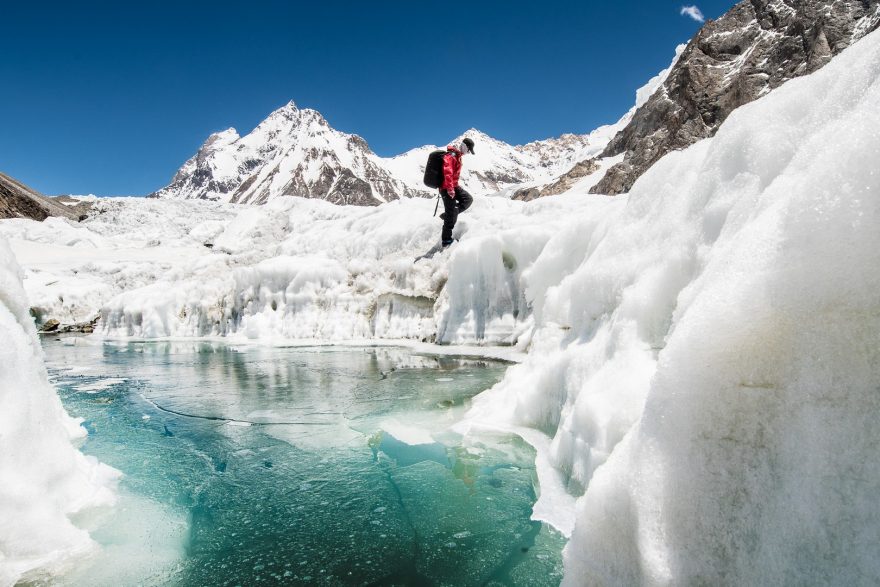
[{"xmin": 43, "ymin": 337, "xmax": 564, "ymax": 586}]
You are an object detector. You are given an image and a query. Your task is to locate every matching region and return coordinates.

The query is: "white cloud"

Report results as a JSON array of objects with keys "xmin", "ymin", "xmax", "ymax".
[{"xmin": 680, "ymin": 5, "xmax": 705, "ymax": 22}]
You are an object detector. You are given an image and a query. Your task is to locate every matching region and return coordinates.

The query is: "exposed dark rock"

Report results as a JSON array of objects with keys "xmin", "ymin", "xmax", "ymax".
[
  {"xmin": 588, "ymin": 0, "xmax": 880, "ymax": 195},
  {"xmin": 0, "ymin": 173, "xmax": 90, "ymax": 221},
  {"xmin": 38, "ymin": 315, "xmax": 100, "ymax": 334},
  {"xmin": 512, "ymin": 158, "xmax": 601, "ymax": 202},
  {"xmin": 40, "ymin": 319, "xmax": 60, "ymax": 332}
]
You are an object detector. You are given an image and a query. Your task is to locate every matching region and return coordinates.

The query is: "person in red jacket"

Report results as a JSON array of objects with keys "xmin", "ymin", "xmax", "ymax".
[{"xmin": 440, "ymin": 137, "xmax": 475, "ymax": 247}]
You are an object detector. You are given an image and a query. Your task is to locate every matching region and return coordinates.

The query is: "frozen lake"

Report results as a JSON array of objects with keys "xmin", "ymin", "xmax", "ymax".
[{"xmin": 43, "ymin": 337, "xmax": 564, "ymax": 586}]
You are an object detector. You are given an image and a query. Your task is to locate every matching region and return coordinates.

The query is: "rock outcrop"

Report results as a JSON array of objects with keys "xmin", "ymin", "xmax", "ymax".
[
  {"xmin": 512, "ymin": 158, "xmax": 601, "ymax": 202},
  {"xmin": 0, "ymin": 173, "xmax": 89, "ymax": 221},
  {"xmin": 589, "ymin": 0, "xmax": 880, "ymax": 195}
]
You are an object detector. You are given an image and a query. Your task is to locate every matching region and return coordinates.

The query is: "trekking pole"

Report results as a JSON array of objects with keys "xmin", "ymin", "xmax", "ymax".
[{"xmin": 433, "ymin": 192, "xmax": 440, "ymax": 217}]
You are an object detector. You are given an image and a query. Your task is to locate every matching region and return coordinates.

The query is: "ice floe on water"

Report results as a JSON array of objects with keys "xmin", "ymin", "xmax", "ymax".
[
  {"xmin": 380, "ymin": 418, "xmax": 436, "ymax": 446},
  {"xmin": 73, "ymin": 378, "xmax": 127, "ymax": 393}
]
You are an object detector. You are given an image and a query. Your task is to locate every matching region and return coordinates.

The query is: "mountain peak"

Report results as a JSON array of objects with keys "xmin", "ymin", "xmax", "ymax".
[
  {"xmin": 590, "ymin": 0, "xmax": 880, "ymax": 195},
  {"xmin": 458, "ymin": 128, "xmax": 491, "ymax": 140},
  {"xmin": 210, "ymin": 127, "xmax": 239, "ymax": 139},
  {"xmin": 203, "ymin": 128, "xmax": 240, "ymax": 149},
  {"xmin": 277, "ymin": 99, "xmax": 298, "ymax": 113},
  {"xmin": 263, "ymin": 100, "xmax": 300, "ymax": 121}
]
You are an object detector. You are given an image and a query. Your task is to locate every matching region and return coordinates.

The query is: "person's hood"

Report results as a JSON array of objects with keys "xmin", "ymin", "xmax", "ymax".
[{"xmin": 446, "ymin": 145, "xmax": 462, "ymax": 154}]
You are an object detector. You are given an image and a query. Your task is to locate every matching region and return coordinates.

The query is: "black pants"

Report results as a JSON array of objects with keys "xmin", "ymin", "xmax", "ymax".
[{"xmin": 441, "ymin": 187, "xmax": 472, "ymax": 244}]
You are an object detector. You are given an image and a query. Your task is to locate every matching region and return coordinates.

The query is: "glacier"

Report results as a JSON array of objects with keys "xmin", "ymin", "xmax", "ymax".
[
  {"xmin": 0, "ymin": 26, "xmax": 878, "ymax": 587},
  {"xmin": 0, "ymin": 237, "xmax": 118, "ymax": 586}
]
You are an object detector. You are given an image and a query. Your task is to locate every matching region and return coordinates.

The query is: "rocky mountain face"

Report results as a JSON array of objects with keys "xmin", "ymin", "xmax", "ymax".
[
  {"xmin": 512, "ymin": 158, "xmax": 602, "ymax": 202},
  {"xmin": 0, "ymin": 173, "xmax": 89, "ymax": 221},
  {"xmin": 589, "ymin": 0, "xmax": 880, "ymax": 195},
  {"xmin": 509, "ymin": 43, "xmax": 688, "ymax": 201},
  {"xmin": 152, "ymin": 103, "xmax": 602, "ymax": 205}
]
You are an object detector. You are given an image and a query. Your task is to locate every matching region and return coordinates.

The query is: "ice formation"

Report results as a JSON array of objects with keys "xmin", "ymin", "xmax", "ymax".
[
  {"xmin": 81, "ymin": 194, "xmax": 617, "ymax": 344},
  {"xmin": 1, "ymin": 198, "xmax": 234, "ymax": 325},
  {"xmin": 465, "ymin": 27, "xmax": 880, "ymax": 585},
  {"xmin": 0, "ymin": 237, "xmax": 118, "ymax": 585}
]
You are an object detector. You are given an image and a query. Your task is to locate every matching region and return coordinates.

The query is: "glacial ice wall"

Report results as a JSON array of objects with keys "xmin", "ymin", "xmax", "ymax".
[
  {"xmin": 464, "ymin": 27, "xmax": 880, "ymax": 585},
  {"xmin": 0, "ymin": 198, "xmax": 233, "ymax": 326},
  {"xmin": 0, "ymin": 237, "xmax": 118, "ymax": 585},
  {"xmin": 96, "ymin": 194, "xmax": 615, "ymax": 345}
]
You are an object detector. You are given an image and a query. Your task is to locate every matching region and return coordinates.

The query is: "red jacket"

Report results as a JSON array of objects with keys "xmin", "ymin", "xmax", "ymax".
[{"xmin": 441, "ymin": 146, "xmax": 462, "ymax": 194}]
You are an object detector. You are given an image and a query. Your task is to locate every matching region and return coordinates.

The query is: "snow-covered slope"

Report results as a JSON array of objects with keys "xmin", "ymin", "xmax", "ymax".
[
  {"xmin": 0, "ymin": 197, "xmax": 234, "ymax": 327},
  {"xmin": 385, "ymin": 129, "xmax": 600, "ymax": 199},
  {"xmin": 95, "ymin": 194, "xmax": 618, "ymax": 344},
  {"xmin": 152, "ymin": 101, "xmax": 605, "ymax": 205},
  {"xmin": 0, "ymin": 237, "xmax": 118, "ymax": 585}
]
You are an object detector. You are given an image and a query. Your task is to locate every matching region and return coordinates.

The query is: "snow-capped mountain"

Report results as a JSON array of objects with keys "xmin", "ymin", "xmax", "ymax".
[
  {"xmin": 151, "ymin": 102, "xmax": 428, "ymax": 206},
  {"xmin": 155, "ymin": 1, "xmax": 880, "ymax": 206},
  {"xmin": 510, "ymin": 43, "xmax": 687, "ymax": 201},
  {"xmin": 151, "ymin": 103, "xmax": 603, "ymax": 205},
  {"xmin": 589, "ymin": 0, "xmax": 880, "ymax": 195}
]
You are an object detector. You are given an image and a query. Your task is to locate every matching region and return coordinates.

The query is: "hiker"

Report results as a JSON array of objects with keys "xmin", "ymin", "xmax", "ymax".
[{"xmin": 439, "ymin": 138, "xmax": 475, "ymax": 247}]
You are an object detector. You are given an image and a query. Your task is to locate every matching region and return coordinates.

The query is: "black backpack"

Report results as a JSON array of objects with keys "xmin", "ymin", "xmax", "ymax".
[{"xmin": 423, "ymin": 150, "xmax": 447, "ymax": 189}]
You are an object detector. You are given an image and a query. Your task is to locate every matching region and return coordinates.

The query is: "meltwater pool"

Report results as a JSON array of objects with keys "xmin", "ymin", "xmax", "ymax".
[{"xmin": 43, "ymin": 338, "xmax": 564, "ymax": 586}]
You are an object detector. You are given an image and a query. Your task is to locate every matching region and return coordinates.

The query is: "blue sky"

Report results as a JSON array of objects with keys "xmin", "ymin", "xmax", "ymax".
[{"xmin": 0, "ymin": 0, "xmax": 735, "ymax": 196}]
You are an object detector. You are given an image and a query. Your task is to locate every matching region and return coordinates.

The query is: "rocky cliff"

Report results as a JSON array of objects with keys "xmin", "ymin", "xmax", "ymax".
[
  {"xmin": 590, "ymin": 0, "xmax": 880, "ymax": 195},
  {"xmin": 0, "ymin": 173, "xmax": 89, "ymax": 221}
]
